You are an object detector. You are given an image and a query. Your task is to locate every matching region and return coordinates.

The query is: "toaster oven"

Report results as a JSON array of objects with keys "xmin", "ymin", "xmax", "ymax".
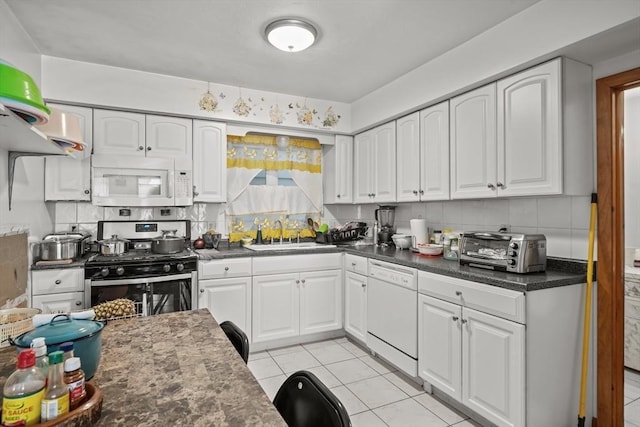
[{"xmin": 459, "ymin": 232, "xmax": 546, "ymax": 273}]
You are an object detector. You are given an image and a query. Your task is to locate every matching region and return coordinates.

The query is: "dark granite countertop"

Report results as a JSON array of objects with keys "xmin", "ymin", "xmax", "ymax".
[
  {"xmin": 0, "ymin": 309, "xmax": 286, "ymax": 427},
  {"xmin": 198, "ymin": 244, "xmax": 587, "ymax": 293}
]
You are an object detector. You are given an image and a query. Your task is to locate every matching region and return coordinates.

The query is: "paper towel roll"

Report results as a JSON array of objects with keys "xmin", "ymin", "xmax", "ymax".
[{"xmin": 410, "ymin": 219, "xmax": 429, "ymax": 247}]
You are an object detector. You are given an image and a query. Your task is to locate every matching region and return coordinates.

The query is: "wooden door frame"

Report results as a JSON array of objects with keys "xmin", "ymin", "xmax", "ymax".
[{"xmin": 596, "ymin": 67, "xmax": 640, "ymax": 426}]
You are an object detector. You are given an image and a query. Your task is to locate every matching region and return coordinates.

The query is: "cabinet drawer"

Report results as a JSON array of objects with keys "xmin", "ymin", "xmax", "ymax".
[
  {"xmin": 253, "ymin": 253, "xmax": 342, "ymax": 275},
  {"xmin": 626, "ymin": 296, "xmax": 640, "ymax": 320},
  {"xmin": 32, "ymin": 268, "xmax": 84, "ymax": 295},
  {"xmin": 32, "ymin": 292, "xmax": 85, "ymax": 313},
  {"xmin": 418, "ymin": 271, "xmax": 525, "ymax": 323},
  {"xmin": 198, "ymin": 258, "xmax": 251, "ymax": 279},
  {"xmin": 345, "ymin": 254, "xmax": 368, "ymax": 275}
]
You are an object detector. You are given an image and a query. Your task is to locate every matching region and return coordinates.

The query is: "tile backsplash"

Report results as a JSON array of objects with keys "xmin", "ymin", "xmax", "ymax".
[
  {"xmin": 52, "ymin": 202, "xmax": 226, "ymax": 240},
  {"xmin": 325, "ymin": 195, "xmax": 594, "ymax": 260}
]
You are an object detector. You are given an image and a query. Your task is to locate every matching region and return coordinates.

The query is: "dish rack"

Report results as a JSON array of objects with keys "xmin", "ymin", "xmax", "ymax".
[
  {"xmin": 316, "ymin": 222, "xmax": 368, "ymax": 244},
  {"xmin": 0, "ymin": 307, "xmax": 41, "ymax": 348}
]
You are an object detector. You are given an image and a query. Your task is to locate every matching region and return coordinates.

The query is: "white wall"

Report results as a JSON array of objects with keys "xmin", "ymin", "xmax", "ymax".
[
  {"xmin": 41, "ymin": 56, "xmax": 351, "ymax": 135},
  {"xmin": 625, "ymin": 88, "xmax": 640, "ymax": 249},
  {"xmin": 593, "ymin": 49, "xmax": 640, "ymax": 79},
  {"xmin": 351, "ymin": 0, "xmax": 640, "ymax": 132},
  {"xmin": 0, "ymin": 0, "xmax": 53, "ymax": 239}
]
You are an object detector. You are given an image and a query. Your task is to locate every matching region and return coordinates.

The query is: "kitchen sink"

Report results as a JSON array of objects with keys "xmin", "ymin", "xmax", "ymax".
[{"xmin": 245, "ymin": 242, "xmax": 337, "ymax": 251}]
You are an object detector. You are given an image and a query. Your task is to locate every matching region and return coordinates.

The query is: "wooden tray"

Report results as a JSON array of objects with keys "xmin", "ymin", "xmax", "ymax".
[{"xmin": 37, "ymin": 382, "xmax": 103, "ymax": 426}]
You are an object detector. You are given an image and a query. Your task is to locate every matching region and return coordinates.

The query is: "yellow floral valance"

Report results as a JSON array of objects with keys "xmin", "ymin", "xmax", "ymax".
[{"xmin": 227, "ymin": 134, "xmax": 322, "ymax": 173}]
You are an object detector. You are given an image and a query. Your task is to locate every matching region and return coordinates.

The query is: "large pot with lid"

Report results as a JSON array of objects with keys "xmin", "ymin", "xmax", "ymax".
[
  {"xmin": 151, "ymin": 230, "xmax": 185, "ymax": 254},
  {"xmin": 12, "ymin": 314, "xmax": 104, "ymax": 380},
  {"xmin": 40, "ymin": 232, "xmax": 90, "ymax": 261},
  {"xmin": 97, "ymin": 234, "xmax": 129, "ymax": 256}
]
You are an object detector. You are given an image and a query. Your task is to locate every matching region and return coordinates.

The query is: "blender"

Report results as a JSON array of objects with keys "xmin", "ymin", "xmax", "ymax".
[{"xmin": 375, "ymin": 205, "xmax": 397, "ymax": 246}]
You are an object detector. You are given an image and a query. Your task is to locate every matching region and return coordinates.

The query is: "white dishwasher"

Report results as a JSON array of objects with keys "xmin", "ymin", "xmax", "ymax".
[{"xmin": 367, "ymin": 259, "xmax": 418, "ymax": 377}]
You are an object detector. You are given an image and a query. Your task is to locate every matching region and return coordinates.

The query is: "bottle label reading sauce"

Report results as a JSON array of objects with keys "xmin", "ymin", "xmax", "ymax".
[
  {"xmin": 1, "ymin": 387, "xmax": 45, "ymax": 426},
  {"xmin": 40, "ymin": 394, "xmax": 69, "ymax": 422}
]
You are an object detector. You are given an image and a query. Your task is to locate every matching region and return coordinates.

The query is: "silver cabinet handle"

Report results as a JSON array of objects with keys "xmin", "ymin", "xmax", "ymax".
[
  {"xmin": 461, "ymin": 319, "xmax": 468, "ymax": 324},
  {"xmin": 361, "ymin": 283, "xmax": 366, "ymax": 288},
  {"xmin": 455, "ymin": 290, "xmax": 462, "ymax": 296},
  {"xmin": 55, "ymin": 279, "xmax": 61, "ymax": 285},
  {"xmin": 419, "ymin": 190, "xmax": 424, "ymax": 195},
  {"xmin": 413, "ymin": 190, "xmax": 418, "ymax": 195},
  {"xmin": 497, "ymin": 182, "xmax": 504, "ymax": 188},
  {"xmin": 200, "ymin": 288, "xmax": 204, "ymax": 293},
  {"xmin": 224, "ymin": 267, "xmax": 229, "ymax": 271},
  {"xmin": 351, "ymin": 262, "xmax": 356, "ymax": 267},
  {"xmin": 75, "ymin": 301, "xmax": 82, "ymax": 306},
  {"xmin": 337, "ymin": 194, "xmax": 341, "ymax": 198},
  {"xmin": 194, "ymin": 191, "xmax": 199, "ymax": 197},
  {"xmin": 296, "ymin": 279, "xmax": 300, "ymax": 284},
  {"xmin": 487, "ymin": 183, "xmax": 495, "ymax": 189},
  {"xmin": 301, "ymin": 279, "xmax": 306, "ymax": 284},
  {"xmin": 84, "ymin": 189, "xmax": 90, "ymax": 194},
  {"xmin": 452, "ymin": 316, "xmax": 459, "ymax": 322},
  {"xmin": 146, "ymin": 146, "xmax": 152, "ymax": 151},
  {"xmin": 138, "ymin": 146, "xmax": 144, "ymax": 151}
]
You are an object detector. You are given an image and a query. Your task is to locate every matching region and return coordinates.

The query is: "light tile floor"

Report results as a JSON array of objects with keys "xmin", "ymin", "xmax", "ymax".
[
  {"xmin": 249, "ymin": 337, "xmax": 479, "ymax": 427},
  {"xmin": 626, "ymin": 368, "xmax": 640, "ymax": 427}
]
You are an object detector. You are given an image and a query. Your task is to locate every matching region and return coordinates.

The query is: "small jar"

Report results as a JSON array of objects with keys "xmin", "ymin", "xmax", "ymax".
[
  {"xmin": 63, "ymin": 357, "xmax": 86, "ymax": 411},
  {"xmin": 443, "ymin": 234, "xmax": 459, "ymax": 261}
]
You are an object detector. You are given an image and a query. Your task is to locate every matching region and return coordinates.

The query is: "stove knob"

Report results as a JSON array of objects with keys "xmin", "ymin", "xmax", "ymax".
[
  {"xmin": 509, "ymin": 242, "xmax": 519, "ymax": 249},
  {"xmin": 508, "ymin": 250, "xmax": 517, "ymax": 257},
  {"xmin": 508, "ymin": 259, "xmax": 517, "ymax": 266},
  {"xmin": 100, "ymin": 268, "xmax": 109, "ymax": 277},
  {"xmin": 116, "ymin": 266, "xmax": 125, "ymax": 276},
  {"xmin": 163, "ymin": 264, "xmax": 171, "ymax": 273},
  {"xmin": 176, "ymin": 263, "xmax": 184, "ymax": 272}
]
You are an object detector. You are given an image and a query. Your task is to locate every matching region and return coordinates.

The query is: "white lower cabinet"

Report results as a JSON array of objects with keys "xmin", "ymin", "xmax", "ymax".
[
  {"xmin": 252, "ymin": 253, "xmax": 343, "ymax": 344},
  {"xmin": 31, "ymin": 268, "xmax": 85, "ymax": 312},
  {"xmin": 344, "ymin": 271, "xmax": 367, "ymax": 343},
  {"xmin": 198, "ymin": 258, "xmax": 252, "ymax": 341}
]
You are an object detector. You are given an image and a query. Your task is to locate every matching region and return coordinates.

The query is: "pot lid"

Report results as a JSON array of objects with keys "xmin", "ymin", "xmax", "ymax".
[
  {"xmin": 101, "ymin": 234, "xmax": 129, "ymax": 244},
  {"xmin": 13, "ymin": 314, "xmax": 104, "ymax": 347}
]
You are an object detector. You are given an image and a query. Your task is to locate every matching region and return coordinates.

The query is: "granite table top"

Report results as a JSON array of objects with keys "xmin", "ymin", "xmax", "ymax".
[{"xmin": 0, "ymin": 309, "xmax": 286, "ymax": 427}]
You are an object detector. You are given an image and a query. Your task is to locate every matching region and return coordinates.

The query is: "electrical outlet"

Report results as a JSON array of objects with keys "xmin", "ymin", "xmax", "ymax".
[{"xmin": 498, "ymin": 224, "xmax": 511, "ymax": 232}]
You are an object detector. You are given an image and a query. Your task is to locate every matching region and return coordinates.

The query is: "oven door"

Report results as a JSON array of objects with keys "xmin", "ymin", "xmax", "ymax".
[{"xmin": 85, "ymin": 272, "xmax": 196, "ymax": 318}]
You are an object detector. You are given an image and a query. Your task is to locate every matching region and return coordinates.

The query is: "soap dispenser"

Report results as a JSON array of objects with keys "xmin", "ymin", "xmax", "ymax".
[{"xmin": 256, "ymin": 224, "xmax": 264, "ymax": 245}]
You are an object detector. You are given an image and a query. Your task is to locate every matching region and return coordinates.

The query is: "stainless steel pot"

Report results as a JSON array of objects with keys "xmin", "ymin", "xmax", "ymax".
[
  {"xmin": 40, "ymin": 233, "xmax": 90, "ymax": 261},
  {"xmin": 98, "ymin": 234, "xmax": 129, "ymax": 256},
  {"xmin": 152, "ymin": 230, "xmax": 185, "ymax": 254}
]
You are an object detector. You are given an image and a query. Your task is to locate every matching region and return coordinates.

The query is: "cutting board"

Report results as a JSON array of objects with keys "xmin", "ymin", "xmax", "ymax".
[{"xmin": 0, "ymin": 233, "xmax": 28, "ymax": 308}]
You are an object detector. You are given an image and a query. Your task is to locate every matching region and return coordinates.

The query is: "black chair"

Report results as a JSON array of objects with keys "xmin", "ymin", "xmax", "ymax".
[
  {"xmin": 219, "ymin": 320, "xmax": 249, "ymax": 364},
  {"xmin": 273, "ymin": 370, "xmax": 351, "ymax": 427}
]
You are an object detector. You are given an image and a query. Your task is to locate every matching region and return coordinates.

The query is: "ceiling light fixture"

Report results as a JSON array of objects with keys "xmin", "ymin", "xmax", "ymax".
[{"xmin": 265, "ymin": 19, "xmax": 317, "ymax": 53}]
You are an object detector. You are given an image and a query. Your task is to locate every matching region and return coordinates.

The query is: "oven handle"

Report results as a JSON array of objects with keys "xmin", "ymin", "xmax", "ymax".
[{"xmin": 90, "ymin": 273, "xmax": 193, "ymax": 287}]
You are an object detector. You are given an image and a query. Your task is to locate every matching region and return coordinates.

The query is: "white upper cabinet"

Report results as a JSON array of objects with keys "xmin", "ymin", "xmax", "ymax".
[
  {"xmin": 93, "ymin": 109, "xmax": 146, "ymax": 156},
  {"xmin": 145, "ymin": 115, "xmax": 193, "ymax": 160},
  {"xmin": 450, "ymin": 84, "xmax": 497, "ymax": 199},
  {"xmin": 192, "ymin": 120, "xmax": 227, "ymax": 203},
  {"xmin": 324, "ymin": 135, "xmax": 353, "ymax": 204},
  {"xmin": 94, "ymin": 110, "xmax": 192, "ymax": 162},
  {"xmin": 497, "ymin": 60, "xmax": 561, "ymax": 197},
  {"xmin": 354, "ymin": 122, "xmax": 396, "ymax": 203},
  {"xmin": 451, "ymin": 58, "xmax": 592, "ymax": 199},
  {"xmin": 420, "ymin": 102, "xmax": 450, "ymax": 200},
  {"xmin": 45, "ymin": 104, "xmax": 93, "ymax": 201},
  {"xmin": 396, "ymin": 112, "xmax": 421, "ymax": 202}
]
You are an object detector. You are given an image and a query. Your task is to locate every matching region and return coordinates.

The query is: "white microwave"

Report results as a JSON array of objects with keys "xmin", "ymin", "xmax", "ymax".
[{"xmin": 91, "ymin": 155, "xmax": 192, "ymax": 207}]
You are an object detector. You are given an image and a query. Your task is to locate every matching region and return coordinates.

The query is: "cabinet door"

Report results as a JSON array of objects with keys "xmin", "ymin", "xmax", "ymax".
[
  {"xmin": 344, "ymin": 271, "xmax": 367, "ymax": 343},
  {"xmin": 45, "ymin": 157, "xmax": 91, "ymax": 201},
  {"xmin": 418, "ymin": 294, "xmax": 462, "ymax": 400},
  {"xmin": 252, "ymin": 273, "xmax": 299, "ymax": 343},
  {"xmin": 324, "ymin": 136, "xmax": 353, "ymax": 204},
  {"xmin": 93, "ymin": 109, "xmax": 145, "ymax": 156},
  {"xmin": 462, "ymin": 307, "xmax": 525, "ymax": 427},
  {"xmin": 372, "ymin": 122, "xmax": 397, "ymax": 202},
  {"xmin": 450, "ymin": 84, "xmax": 497, "ymax": 199},
  {"xmin": 396, "ymin": 112, "xmax": 421, "ymax": 202},
  {"xmin": 300, "ymin": 270, "xmax": 342, "ymax": 335},
  {"xmin": 497, "ymin": 60, "xmax": 562, "ymax": 197},
  {"xmin": 353, "ymin": 130, "xmax": 374, "ymax": 203},
  {"xmin": 32, "ymin": 268, "xmax": 84, "ymax": 295},
  {"xmin": 199, "ymin": 277, "xmax": 251, "ymax": 342},
  {"xmin": 420, "ymin": 101, "xmax": 450, "ymax": 201},
  {"xmin": 32, "ymin": 292, "xmax": 84, "ymax": 313},
  {"xmin": 146, "ymin": 115, "xmax": 193, "ymax": 160},
  {"xmin": 45, "ymin": 104, "xmax": 93, "ymax": 201},
  {"xmin": 193, "ymin": 120, "xmax": 227, "ymax": 202}
]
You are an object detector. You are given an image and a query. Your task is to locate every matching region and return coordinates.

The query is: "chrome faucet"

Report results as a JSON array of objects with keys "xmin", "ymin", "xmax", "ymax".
[{"xmin": 274, "ymin": 220, "xmax": 283, "ymax": 244}]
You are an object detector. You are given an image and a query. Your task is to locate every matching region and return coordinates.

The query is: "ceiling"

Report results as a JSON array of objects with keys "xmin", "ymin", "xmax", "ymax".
[{"xmin": 6, "ymin": 0, "xmax": 543, "ymax": 103}]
